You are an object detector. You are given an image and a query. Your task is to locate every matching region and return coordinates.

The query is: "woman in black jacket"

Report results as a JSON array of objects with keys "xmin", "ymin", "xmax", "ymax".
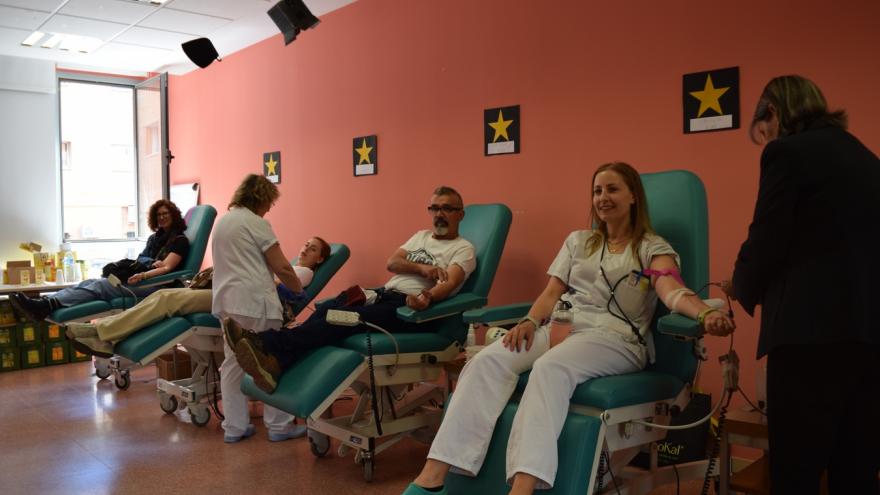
[{"xmin": 729, "ymin": 75, "xmax": 880, "ymax": 495}]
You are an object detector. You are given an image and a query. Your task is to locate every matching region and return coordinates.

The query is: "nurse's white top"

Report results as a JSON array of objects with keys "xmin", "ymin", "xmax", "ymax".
[
  {"xmin": 548, "ymin": 230, "xmax": 680, "ymax": 364},
  {"xmin": 211, "ymin": 206, "xmax": 284, "ymax": 324}
]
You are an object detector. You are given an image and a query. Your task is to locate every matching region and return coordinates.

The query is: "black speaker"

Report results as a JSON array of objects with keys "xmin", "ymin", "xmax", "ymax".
[
  {"xmin": 182, "ymin": 38, "xmax": 220, "ymax": 68},
  {"xmin": 267, "ymin": 0, "xmax": 320, "ymax": 45}
]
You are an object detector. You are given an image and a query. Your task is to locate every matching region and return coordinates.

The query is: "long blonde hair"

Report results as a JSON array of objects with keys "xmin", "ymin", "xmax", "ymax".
[{"xmin": 586, "ymin": 162, "xmax": 654, "ymax": 263}]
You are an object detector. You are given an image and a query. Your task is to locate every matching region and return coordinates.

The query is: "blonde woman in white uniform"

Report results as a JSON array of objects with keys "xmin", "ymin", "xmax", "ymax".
[
  {"xmin": 212, "ymin": 174, "xmax": 309, "ymax": 443},
  {"xmin": 404, "ymin": 162, "xmax": 736, "ymax": 495}
]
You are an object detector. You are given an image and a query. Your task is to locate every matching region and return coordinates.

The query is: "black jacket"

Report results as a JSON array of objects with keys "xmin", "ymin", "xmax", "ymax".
[{"xmin": 732, "ymin": 123, "xmax": 880, "ymax": 357}]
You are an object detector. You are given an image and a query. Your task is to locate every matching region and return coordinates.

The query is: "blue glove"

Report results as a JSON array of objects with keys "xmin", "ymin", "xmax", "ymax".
[{"xmin": 277, "ymin": 283, "xmax": 305, "ymax": 302}]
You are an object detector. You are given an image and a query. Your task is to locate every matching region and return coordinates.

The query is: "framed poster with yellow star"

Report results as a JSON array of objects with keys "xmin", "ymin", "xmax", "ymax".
[
  {"xmin": 263, "ymin": 151, "xmax": 281, "ymax": 183},
  {"xmin": 484, "ymin": 105, "xmax": 520, "ymax": 156},
  {"xmin": 353, "ymin": 135, "xmax": 377, "ymax": 177},
  {"xmin": 683, "ymin": 67, "xmax": 739, "ymax": 133}
]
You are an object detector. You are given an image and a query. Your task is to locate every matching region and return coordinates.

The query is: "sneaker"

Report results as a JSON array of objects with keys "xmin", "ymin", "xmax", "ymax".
[
  {"xmin": 70, "ymin": 337, "xmax": 114, "ymax": 359},
  {"xmin": 9, "ymin": 293, "xmax": 54, "ymax": 322},
  {"xmin": 234, "ymin": 337, "xmax": 280, "ymax": 394},
  {"xmin": 268, "ymin": 424, "xmax": 307, "ymax": 442},
  {"xmin": 65, "ymin": 322, "xmax": 98, "ymax": 339},
  {"xmin": 224, "ymin": 424, "xmax": 256, "ymax": 443},
  {"xmin": 222, "ymin": 317, "xmax": 246, "ymax": 347},
  {"xmin": 401, "ymin": 483, "xmax": 448, "ymax": 495}
]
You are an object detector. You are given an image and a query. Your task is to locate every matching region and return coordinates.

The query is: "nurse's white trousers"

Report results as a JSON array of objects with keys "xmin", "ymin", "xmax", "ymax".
[
  {"xmin": 427, "ymin": 327, "xmax": 642, "ymax": 489},
  {"xmin": 220, "ymin": 315, "xmax": 294, "ymax": 437}
]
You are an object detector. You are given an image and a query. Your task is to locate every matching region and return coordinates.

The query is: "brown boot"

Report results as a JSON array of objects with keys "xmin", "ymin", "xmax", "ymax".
[
  {"xmin": 222, "ymin": 317, "xmax": 246, "ymax": 347},
  {"xmin": 234, "ymin": 335, "xmax": 280, "ymax": 394}
]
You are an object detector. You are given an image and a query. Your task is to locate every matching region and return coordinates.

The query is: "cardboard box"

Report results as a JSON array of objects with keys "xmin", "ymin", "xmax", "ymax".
[
  {"xmin": 33, "ymin": 252, "xmax": 52, "ymax": 269},
  {"xmin": 7, "ymin": 261, "xmax": 36, "ymax": 285},
  {"xmin": 156, "ymin": 348, "xmax": 191, "ymax": 381}
]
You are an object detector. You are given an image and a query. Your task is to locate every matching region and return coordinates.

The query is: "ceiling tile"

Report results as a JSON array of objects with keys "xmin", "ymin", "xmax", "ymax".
[
  {"xmin": 60, "ymin": 0, "xmax": 156, "ymax": 24},
  {"xmin": 114, "ymin": 26, "xmax": 192, "ymax": 49},
  {"xmin": 41, "ymin": 14, "xmax": 127, "ymax": 40},
  {"xmin": 0, "ymin": 6, "xmax": 49, "ymax": 31},
  {"xmin": 138, "ymin": 8, "xmax": 231, "ymax": 35},
  {"xmin": 0, "ymin": 0, "xmax": 65, "ymax": 12},
  {"xmin": 165, "ymin": 0, "xmax": 270, "ymax": 20}
]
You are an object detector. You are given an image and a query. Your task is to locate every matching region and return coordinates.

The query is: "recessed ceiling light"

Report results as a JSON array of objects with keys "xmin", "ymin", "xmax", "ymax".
[
  {"xmin": 21, "ymin": 31, "xmax": 45, "ymax": 46},
  {"xmin": 42, "ymin": 34, "xmax": 63, "ymax": 49}
]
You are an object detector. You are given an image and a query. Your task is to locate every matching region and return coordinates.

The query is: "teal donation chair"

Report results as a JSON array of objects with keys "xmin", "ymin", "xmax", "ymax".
[
  {"xmin": 47, "ymin": 204, "xmax": 217, "ymax": 380},
  {"xmin": 100, "ymin": 243, "xmax": 350, "ymax": 425},
  {"xmin": 241, "ymin": 203, "xmax": 513, "ymax": 481},
  {"xmin": 448, "ymin": 170, "xmax": 711, "ymax": 494}
]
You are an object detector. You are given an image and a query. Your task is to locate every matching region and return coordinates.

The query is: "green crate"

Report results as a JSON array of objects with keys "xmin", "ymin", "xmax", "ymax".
[
  {"xmin": 69, "ymin": 345, "xmax": 92, "ymax": 363},
  {"xmin": 0, "ymin": 300, "xmax": 16, "ymax": 325},
  {"xmin": 45, "ymin": 341, "xmax": 69, "ymax": 365},
  {"xmin": 0, "ymin": 347, "xmax": 20, "ymax": 371},
  {"xmin": 44, "ymin": 323, "xmax": 64, "ymax": 342},
  {"xmin": 0, "ymin": 325, "xmax": 16, "ymax": 347},
  {"xmin": 16, "ymin": 322, "xmax": 41, "ymax": 345},
  {"xmin": 20, "ymin": 344, "xmax": 44, "ymax": 368}
]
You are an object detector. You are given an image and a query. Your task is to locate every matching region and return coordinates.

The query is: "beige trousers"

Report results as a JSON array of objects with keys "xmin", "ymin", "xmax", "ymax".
[{"xmin": 95, "ymin": 288, "xmax": 212, "ymax": 342}]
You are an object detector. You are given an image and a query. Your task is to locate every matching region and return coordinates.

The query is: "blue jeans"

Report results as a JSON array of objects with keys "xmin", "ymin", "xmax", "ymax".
[{"xmin": 53, "ymin": 278, "xmax": 158, "ymax": 307}]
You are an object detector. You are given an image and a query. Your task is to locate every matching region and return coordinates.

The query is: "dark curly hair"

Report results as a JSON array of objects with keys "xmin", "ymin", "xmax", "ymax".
[{"xmin": 148, "ymin": 199, "xmax": 186, "ymax": 232}]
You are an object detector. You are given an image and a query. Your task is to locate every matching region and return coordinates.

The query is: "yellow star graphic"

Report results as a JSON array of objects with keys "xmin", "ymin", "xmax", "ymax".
[
  {"xmin": 265, "ymin": 154, "xmax": 278, "ymax": 175},
  {"xmin": 689, "ymin": 74, "xmax": 730, "ymax": 118},
  {"xmin": 488, "ymin": 110, "xmax": 513, "ymax": 143},
  {"xmin": 355, "ymin": 138, "xmax": 373, "ymax": 165}
]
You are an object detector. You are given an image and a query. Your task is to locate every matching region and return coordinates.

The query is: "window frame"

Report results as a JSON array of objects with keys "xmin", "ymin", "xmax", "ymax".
[{"xmin": 56, "ymin": 72, "xmax": 165, "ymax": 244}]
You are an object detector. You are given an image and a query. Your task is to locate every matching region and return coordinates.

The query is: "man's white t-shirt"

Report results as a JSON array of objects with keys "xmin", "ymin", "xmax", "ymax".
[
  {"xmin": 212, "ymin": 207, "xmax": 284, "ymax": 325},
  {"xmin": 384, "ymin": 230, "xmax": 477, "ymax": 296}
]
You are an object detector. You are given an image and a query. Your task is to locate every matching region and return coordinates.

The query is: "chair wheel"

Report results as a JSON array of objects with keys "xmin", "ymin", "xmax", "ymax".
[
  {"xmin": 309, "ymin": 431, "xmax": 330, "ymax": 457},
  {"xmin": 362, "ymin": 453, "xmax": 374, "ymax": 482},
  {"xmin": 189, "ymin": 406, "xmax": 210, "ymax": 426},
  {"xmin": 114, "ymin": 371, "xmax": 131, "ymax": 390},
  {"xmin": 159, "ymin": 393, "xmax": 178, "ymax": 414},
  {"xmin": 95, "ymin": 360, "xmax": 111, "ymax": 380}
]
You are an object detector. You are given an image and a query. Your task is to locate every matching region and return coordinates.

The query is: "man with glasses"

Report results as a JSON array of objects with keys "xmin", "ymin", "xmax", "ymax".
[{"xmin": 227, "ymin": 186, "xmax": 477, "ymax": 393}]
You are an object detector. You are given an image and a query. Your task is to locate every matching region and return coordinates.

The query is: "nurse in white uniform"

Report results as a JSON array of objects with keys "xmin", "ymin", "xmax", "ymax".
[
  {"xmin": 212, "ymin": 174, "xmax": 307, "ymax": 443},
  {"xmin": 404, "ymin": 162, "xmax": 735, "ymax": 495}
]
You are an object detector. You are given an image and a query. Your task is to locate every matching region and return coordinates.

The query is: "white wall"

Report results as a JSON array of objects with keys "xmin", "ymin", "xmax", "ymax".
[{"xmin": 0, "ymin": 55, "xmax": 60, "ymax": 263}]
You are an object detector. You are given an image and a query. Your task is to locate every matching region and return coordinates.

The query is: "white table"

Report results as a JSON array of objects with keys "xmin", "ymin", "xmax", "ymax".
[{"xmin": 0, "ymin": 281, "xmax": 77, "ymax": 296}]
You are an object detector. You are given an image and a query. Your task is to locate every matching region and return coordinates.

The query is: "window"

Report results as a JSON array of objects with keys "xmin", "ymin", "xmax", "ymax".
[{"xmin": 59, "ymin": 78, "xmax": 165, "ymax": 241}]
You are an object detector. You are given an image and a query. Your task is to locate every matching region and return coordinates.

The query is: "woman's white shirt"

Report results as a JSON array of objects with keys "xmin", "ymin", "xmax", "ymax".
[
  {"xmin": 211, "ymin": 207, "xmax": 283, "ymax": 324},
  {"xmin": 547, "ymin": 230, "xmax": 679, "ymax": 364}
]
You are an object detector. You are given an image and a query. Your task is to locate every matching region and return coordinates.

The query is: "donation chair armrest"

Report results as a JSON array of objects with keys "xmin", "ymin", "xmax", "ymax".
[
  {"xmin": 397, "ymin": 293, "xmax": 487, "ymax": 323},
  {"xmin": 130, "ymin": 269, "xmax": 192, "ymax": 289},
  {"xmin": 462, "ymin": 302, "xmax": 532, "ymax": 324},
  {"xmin": 657, "ymin": 313, "xmax": 702, "ymax": 340}
]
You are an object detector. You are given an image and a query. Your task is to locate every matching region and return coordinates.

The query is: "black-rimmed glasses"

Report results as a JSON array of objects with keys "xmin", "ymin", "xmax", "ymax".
[{"xmin": 427, "ymin": 205, "xmax": 462, "ymax": 214}]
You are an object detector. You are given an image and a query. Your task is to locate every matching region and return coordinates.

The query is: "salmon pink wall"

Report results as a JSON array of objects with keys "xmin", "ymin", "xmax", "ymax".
[{"xmin": 169, "ymin": 0, "xmax": 880, "ymax": 402}]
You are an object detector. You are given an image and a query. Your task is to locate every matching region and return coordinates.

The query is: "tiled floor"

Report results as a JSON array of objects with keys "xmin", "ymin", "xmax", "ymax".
[{"xmin": 0, "ymin": 361, "xmax": 707, "ymax": 494}]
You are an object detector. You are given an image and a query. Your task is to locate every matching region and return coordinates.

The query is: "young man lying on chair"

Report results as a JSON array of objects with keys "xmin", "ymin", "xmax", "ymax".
[{"xmin": 226, "ymin": 185, "xmax": 476, "ymax": 394}]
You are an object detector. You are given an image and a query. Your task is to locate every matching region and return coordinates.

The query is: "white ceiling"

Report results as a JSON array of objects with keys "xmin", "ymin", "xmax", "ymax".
[{"xmin": 0, "ymin": 0, "xmax": 355, "ymax": 75}]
